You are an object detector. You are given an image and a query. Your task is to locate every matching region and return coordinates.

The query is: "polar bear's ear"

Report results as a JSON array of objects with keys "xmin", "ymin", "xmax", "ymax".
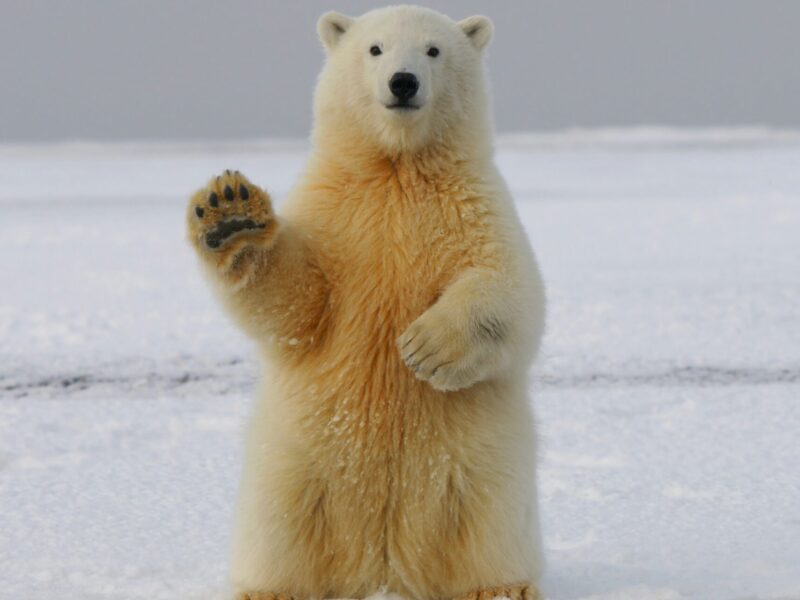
[
  {"xmin": 458, "ymin": 15, "xmax": 493, "ymax": 51},
  {"xmin": 317, "ymin": 11, "xmax": 354, "ymax": 52}
]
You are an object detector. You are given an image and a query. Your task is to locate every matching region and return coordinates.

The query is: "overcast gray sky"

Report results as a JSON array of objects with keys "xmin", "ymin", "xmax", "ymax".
[{"xmin": 1, "ymin": 0, "xmax": 798, "ymax": 141}]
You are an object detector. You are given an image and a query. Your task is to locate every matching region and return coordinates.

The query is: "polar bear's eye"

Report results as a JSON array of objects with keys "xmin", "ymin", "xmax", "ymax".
[
  {"xmin": 370, "ymin": 45, "xmax": 382, "ymax": 56},
  {"xmin": 427, "ymin": 46, "xmax": 440, "ymax": 57}
]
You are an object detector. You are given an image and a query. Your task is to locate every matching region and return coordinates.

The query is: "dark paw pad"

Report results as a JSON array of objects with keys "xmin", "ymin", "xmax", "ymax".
[{"xmin": 204, "ymin": 217, "xmax": 266, "ymax": 249}]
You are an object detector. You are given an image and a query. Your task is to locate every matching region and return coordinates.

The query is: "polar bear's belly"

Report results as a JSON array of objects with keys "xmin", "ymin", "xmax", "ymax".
[{"xmin": 280, "ymin": 351, "xmax": 522, "ymax": 597}]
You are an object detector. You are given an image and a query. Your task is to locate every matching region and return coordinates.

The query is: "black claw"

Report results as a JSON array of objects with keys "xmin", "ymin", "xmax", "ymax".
[
  {"xmin": 224, "ymin": 185, "xmax": 234, "ymax": 201},
  {"xmin": 239, "ymin": 184, "xmax": 249, "ymax": 200},
  {"xmin": 209, "ymin": 192, "xmax": 219, "ymax": 207},
  {"xmin": 195, "ymin": 206, "xmax": 204, "ymax": 218}
]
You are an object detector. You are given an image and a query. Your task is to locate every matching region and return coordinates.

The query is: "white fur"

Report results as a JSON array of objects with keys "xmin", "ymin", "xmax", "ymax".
[
  {"xmin": 314, "ymin": 6, "xmax": 495, "ymax": 154},
  {"xmin": 224, "ymin": 6, "xmax": 546, "ymax": 599}
]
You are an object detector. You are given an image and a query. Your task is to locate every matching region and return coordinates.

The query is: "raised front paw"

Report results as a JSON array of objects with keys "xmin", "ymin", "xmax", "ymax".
[
  {"xmin": 397, "ymin": 308, "xmax": 503, "ymax": 392},
  {"xmin": 187, "ymin": 170, "xmax": 276, "ymax": 252}
]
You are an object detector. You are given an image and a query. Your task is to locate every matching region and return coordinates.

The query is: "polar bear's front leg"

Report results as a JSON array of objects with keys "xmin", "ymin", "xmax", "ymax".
[
  {"xmin": 187, "ymin": 170, "xmax": 330, "ymax": 350},
  {"xmin": 397, "ymin": 268, "xmax": 521, "ymax": 391}
]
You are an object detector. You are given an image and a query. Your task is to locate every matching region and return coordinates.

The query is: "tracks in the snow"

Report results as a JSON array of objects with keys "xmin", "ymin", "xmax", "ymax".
[
  {"xmin": 539, "ymin": 364, "xmax": 800, "ymax": 388},
  {"xmin": 2, "ymin": 358, "xmax": 799, "ymax": 399}
]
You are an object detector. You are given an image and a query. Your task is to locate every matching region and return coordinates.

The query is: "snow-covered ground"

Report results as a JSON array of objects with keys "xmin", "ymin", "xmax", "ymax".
[{"xmin": 1, "ymin": 129, "xmax": 799, "ymax": 600}]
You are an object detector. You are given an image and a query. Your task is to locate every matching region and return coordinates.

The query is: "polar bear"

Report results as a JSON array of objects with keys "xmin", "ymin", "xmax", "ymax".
[{"xmin": 186, "ymin": 5, "xmax": 546, "ymax": 600}]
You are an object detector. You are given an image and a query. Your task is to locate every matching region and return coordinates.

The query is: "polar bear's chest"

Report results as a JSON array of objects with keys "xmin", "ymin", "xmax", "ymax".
[
  {"xmin": 331, "ymin": 199, "xmax": 474, "ymax": 311},
  {"xmin": 297, "ymin": 170, "xmax": 490, "ymax": 349}
]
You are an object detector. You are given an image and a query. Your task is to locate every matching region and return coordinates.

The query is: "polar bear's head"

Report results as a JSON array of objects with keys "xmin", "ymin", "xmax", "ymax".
[{"xmin": 314, "ymin": 5, "xmax": 493, "ymax": 154}]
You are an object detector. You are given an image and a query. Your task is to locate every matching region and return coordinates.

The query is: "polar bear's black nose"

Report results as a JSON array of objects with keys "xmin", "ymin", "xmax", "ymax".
[{"xmin": 389, "ymin": 72, "xmax": 419, "ymax": 101}]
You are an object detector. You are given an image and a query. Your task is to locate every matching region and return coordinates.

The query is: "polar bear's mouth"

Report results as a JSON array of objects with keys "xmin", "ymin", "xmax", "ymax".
[{"xmin": 386, "ymin": 102, "xmax": 420, "ymax": 111}]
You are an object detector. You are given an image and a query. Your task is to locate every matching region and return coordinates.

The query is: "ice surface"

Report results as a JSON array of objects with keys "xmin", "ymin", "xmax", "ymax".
[{"xmin": 1, "ymin": 129, "xmax": 799, "ymax": 600}]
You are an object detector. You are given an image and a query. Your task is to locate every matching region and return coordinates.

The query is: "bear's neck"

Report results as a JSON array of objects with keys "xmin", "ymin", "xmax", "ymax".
[{"xmin": 310, "ymin": 117, "xmax": 493, "ymax": 182}]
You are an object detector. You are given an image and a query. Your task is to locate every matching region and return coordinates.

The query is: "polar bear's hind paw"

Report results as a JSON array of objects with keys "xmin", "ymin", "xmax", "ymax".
[{"xmin": 455, "ymin": 583, "xmax": 541, "ymax": 600}]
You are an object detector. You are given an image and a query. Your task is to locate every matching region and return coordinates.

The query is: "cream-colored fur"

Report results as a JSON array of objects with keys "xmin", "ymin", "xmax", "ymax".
[{"xmin": 186, "ymin": 6, "xmax": 545, "ymax": 600}]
